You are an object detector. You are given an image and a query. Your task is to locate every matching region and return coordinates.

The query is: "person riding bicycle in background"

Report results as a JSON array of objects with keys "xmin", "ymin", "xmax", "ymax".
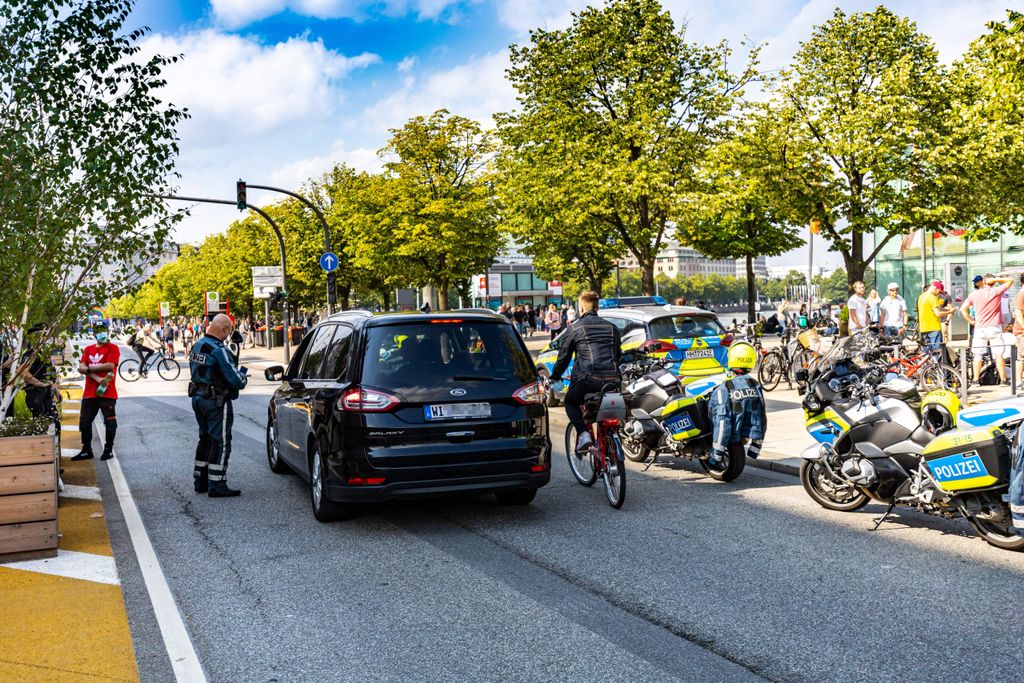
[
  {"xmin": 129, "ymin": 323, "xmax": 163, "ymax": 376},
  {"xmin": 549, "ymin": 291, "xmax": 622, "ymax": 454},
  {"xmin": 709, "ymin": 341, "xmax": 767, "ymax": 469}
]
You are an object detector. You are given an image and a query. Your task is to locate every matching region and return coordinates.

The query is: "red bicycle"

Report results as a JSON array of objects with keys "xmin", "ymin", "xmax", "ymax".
[{"xmin": 563, "ymin": 385, "xmax": 627, "ymax": 509}]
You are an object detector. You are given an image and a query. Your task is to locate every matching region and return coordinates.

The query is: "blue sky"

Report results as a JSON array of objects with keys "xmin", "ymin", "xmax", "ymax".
[{"xmin": 133, "ymin": 0, "xmax": 1012, "ymax": 268}]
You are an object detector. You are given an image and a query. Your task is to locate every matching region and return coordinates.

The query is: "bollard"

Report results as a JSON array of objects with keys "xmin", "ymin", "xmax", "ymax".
[{"xmin": 960, "ymin": 349, "xmax": 968, "ymax": 405}]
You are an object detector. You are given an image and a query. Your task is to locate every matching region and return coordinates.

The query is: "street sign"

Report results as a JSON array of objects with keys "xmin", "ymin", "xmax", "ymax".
[
  {"xmin": 319, "ymin": 252, "xmax": 339, "ymax": 272},
  {"xmin": 253, "ymin": 286, "xmax": 275, "ymax": 300},
  {"xmin": 251, "ymin": 266, "xmax": 284, "ymax": 288},
  {"xmin": 160, "ymin": 301, "xmax": 170, "ymax": 317},
  {"xmin": 549, "ymin": 281, "xmax": 563, "ymax": 295}
]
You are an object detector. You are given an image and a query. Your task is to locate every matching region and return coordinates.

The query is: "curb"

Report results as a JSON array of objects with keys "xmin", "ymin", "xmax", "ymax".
[{"xmin": 546, "ymin": 409, "xmax": 802, "ymax": 477}]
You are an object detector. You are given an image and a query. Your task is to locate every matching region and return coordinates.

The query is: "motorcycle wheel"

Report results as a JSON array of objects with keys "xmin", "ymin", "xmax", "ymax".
[
  {"xmin": 620, "ymin": 426, "xmax": 650, "ymax": 463},
  {"xmin": 968, "ymin": 516, "xmax": 1024, "ymax": 551},
  {"xmin": 799, "ymin": 460, "xmax": 870, "ymax": 511},
  {"xmin": 698, "ymin": 442, "xmax": 746, "ymax": 482}
]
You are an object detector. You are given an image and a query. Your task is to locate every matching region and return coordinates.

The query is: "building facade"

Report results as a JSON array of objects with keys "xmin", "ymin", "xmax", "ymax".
[
  {"xmin": 472, "ymin": 258, "xmax": 563, "ymax": 309},
  {"xmin": 618, "ymin": 239, "xmax": 767, "ymax": 279}
]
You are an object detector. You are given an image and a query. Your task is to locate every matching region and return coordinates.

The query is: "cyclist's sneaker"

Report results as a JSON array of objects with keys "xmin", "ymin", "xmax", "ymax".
[
  {"xmin": 575, "ymin": 432, "xmax": 593, "ymax": 454},
  {"xmin": 70, "ymin": 450, "xmax": 94, "ymax": 461}
]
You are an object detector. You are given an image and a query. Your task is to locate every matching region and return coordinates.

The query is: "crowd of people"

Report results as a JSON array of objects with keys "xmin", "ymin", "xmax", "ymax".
[{"xmin": 497, "ymin": 302, "xmax": 579, "ymax": 340}]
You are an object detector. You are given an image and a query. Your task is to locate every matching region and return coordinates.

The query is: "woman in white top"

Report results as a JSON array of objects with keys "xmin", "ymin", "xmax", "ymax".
[{"xmin": 544, "ymin": 304, "xmax": 562, "ymax": 340}]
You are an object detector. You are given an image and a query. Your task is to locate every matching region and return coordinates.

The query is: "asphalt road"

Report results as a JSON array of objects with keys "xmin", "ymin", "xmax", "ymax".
[{"xmin": 93, "ymin": 366, "xmax": 1024, "ymax": 682}]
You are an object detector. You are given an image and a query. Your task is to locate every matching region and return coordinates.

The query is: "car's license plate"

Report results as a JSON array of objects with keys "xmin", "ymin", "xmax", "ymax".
[
  {"xmin": 424, "ymin": 402, "xmax": 490, "ymax": 420},
  {"xmin": 685, "ymin": 348, "xmax": 714, "ymax": 359}
]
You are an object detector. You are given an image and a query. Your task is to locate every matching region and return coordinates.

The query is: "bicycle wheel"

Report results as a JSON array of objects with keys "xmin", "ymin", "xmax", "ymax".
[
  {"xmin": 758, "ymin": 352, "xmax": 783, "ymax": 391},
  {"xmin": 920, "ymin": 362, "xmax": 963, "ymax": 394},
  {"xmin": 157, "ymin": 357, "xmax": 181, "ymax": 381},
  {"xmin": 118, "ymin": 358, "xmax": 141, "ymax": 382},
  {"xmin": 791, "ymin": 348, "xmax": 814, "ymax": 385},
  {"xmin": 565, "ymin": 425, "xmax": 597, "ymax": 486},
  {"xmin": 602, "ymin": 432, "xmax": 626, "ymax": 509}
]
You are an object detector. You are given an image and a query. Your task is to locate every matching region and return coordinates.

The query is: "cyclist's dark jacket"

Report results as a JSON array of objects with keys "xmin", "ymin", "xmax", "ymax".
[
  {"xmin": 189, "ymin": 334, "xmax": 247, "ymax": 399},
  {"xmin": 550, "ymin": 311, "xmax": 622, "ymax": 382},
  {"xmin": 709, "ymin": 373, "xmax": 767, "ymax": 460}
]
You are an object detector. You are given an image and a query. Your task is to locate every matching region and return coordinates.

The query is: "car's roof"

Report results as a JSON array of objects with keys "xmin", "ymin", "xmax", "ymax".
[
  {"xmin": 598, "ymin": 305, "xmax": 718, "ymax": 322},
  {"xmin": 323, "ymin": 309, "xmax": 506, "ymax": 328}
]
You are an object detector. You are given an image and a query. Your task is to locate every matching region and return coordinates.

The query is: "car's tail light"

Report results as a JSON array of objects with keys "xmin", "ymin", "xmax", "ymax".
[
  {"xmin": 513, "ymin": 381, "xmax": 544, "ymax": 404},
  {"xmin": 338, "ymin": 387, "xmax": 399, "ymax": 412},
  {"xmin": 721, "ymin": 333, "xmax": 735, "ymax": 347},
  {"xmin": 429, "ymin": 319, "xmax": 463, "ymax": 323},
  {"xmin": 347, "ymin": 476, "xmax": 386, "ymax": 485},
  {"xmin": 530, "ymin": 463, "xmax": 549, "ymax": 473}
]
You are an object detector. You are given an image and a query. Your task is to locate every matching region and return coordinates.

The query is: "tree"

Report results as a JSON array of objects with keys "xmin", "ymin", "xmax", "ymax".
[
  {"xmin": 0, "ymin": 0, "xmax": 186, "ymax": 413},
  {"xmin": 760, "ymin": 7, "xmax": 949, "ymax": 286},
  {"xmin": 379, "ymin": 110, "xmax": 500, "ymax": 310},
  {"xmin": 678, "ymin": 115, "xmax": 804, "ymax": 322},
  {"xmin": 499, "ymin": 0, "xmax": 756, "ymax": 295}
]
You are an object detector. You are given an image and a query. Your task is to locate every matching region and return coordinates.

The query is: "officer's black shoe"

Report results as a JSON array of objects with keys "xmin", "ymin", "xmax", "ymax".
[
  {"xmin": 100, "ymin": 449, "xmax": 114, "ymax": 461},
  {"xmin": 70, "ymin": 450, "xmax": 94, "ymax": 461},
  {"xmin": 208, "ymin": 482, "xmax": 240, "ymax": 498},
  {"xmin": 194, "ymin": 473, "xmax": 208, "ymax": 494}
]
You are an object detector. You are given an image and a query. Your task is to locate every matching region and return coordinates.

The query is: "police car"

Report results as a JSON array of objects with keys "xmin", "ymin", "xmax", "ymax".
[{"xmin": 536, "ymin": 304, "xmax": 732, "ymax": 406}]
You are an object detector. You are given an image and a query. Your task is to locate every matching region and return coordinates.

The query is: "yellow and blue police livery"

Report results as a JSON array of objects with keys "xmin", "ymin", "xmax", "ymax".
[{"xmin": 537, "ymin": 304, "xmax": 730, "ymax": 405}]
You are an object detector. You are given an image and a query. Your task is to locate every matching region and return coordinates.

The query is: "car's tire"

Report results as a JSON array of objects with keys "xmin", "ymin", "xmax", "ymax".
[
  {"xmin": 495, "ymin": 488, "xmax": 537, "ymax": 505},
  {"xmin": 266, "ymin": 416, "xmax": 290, "ymax": 474},
  {"xmin": 538, "ymin": 367, "xmax": 559, "ymax": 406},
  {"xmin": 309, "ymin": 441, "xmax": 356, "ymax": 523}
]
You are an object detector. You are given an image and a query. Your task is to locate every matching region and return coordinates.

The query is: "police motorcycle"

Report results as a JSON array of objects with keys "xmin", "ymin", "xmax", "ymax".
[
  {"xmin": 619, "ymin": 340, "xmax": 747, "ymax": 482},
  {"xmin": 798, "ymin": 334, "xmax": 1024, "ymax": 551}
]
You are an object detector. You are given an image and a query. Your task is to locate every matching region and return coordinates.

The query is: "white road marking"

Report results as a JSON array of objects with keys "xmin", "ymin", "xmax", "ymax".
[
  {"xmin": 60, "ymin": 425, "xmax": 78, "ymax": 432},
  {"xmin": 61, "ymin": 448, "xmax": 82, "ymax": 458},
  {"xmin": 1, "ymin": 549, "xmax": 119, "ymax": 585},
  {"xmin": 63, "ymin": 408, "xmax": 81, "ymax": 415},
  {"xmin": 60, "ymin": 484, "xmax": 102, "ymax": 501},
  {"xmin": 107, "ymin": 455, "xmax": 208, "ymax": 682}
]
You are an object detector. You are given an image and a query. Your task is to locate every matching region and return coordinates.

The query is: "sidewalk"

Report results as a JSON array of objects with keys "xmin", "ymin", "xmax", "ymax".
[{"xmin": 0, "ymin": 385, "xmax": 139, "ymax": 682}]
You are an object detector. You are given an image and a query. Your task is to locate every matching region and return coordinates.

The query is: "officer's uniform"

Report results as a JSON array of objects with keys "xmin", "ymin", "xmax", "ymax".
[
  {"xmin": 708, "ymin": 373, "xmax": 767, "ymax": 465},
  {"xmin": 189, "ymin": 334, "xmax": 248, "ymax": 493}
]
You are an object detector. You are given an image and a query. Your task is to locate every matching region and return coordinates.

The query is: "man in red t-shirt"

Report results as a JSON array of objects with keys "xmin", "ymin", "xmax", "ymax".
[{"xmin": 71, "ymin": 328, "xmax": 120, "ymax": 461}]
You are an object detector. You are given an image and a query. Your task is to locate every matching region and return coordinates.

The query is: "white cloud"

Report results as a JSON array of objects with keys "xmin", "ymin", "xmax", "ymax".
[
  {"xmin": 139, "ymin": 30, "xmax": 378, "ymax": 147},
  {"xmin": 397, "ymin": 55, "xmax": 418, "ymax": 72},
  {"xmin": 211, "ymin": 0, "xmax": 464, "ymax": 29},
  {"xmin": 267, "ymin": 140, "xmax": 383, "ymax": 193}
]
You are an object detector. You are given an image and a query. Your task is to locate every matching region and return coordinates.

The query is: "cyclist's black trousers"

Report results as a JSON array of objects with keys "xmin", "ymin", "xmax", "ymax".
[
  {"xmin": 80, "ymin": 398, "xmax": 117, "ymax": 454},
  {"xmin": 192, "ymin": 395, "xmax": 233, "ymax": 483},
  {"xmin": 134, "ymin": 345, "xmax": 155, "ymax": 367},
  {"xmin": 564, "ymin": 377, "xmax": 611, "ymax": 436}
]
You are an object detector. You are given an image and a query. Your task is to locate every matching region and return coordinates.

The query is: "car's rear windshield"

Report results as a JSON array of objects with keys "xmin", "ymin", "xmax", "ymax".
[
  {"xmin": 361, "ymin": 321, "xmax": 536, "ymax": 388},
  {"xmin": 648, "ymin": 314, "xmax": 725, "ymax": 339}
]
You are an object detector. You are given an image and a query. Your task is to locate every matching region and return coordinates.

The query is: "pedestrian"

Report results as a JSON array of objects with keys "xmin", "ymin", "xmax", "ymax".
[
  {"xmin": 675, "ymin": 297, "xmax": 687, "ymax": 306},
  {"xmin": 917, "ymin": 281, "xmax": 951, "ymax": 356},
  {"xmin": 560, "ymin": 304, "xmax": 568, "ymax": 329},
  {"xmin": 847, "ymin": 281, "xmax": 869, "ymax": 335},
  {"xmin": 879, "ymin": 283, "xmax": 908, "ymax": 338},
  {"xmin": 962, "ymin": 274, "xmax": 1014, "ymax": 385},
  {"xmin": 866, "ymin": 289, "xmax": 882, "ymax": 334},
  {"xmin": 71, "ymin": 326, "xmax": 119, "ymax": 462},
  {"xmin": 188, "ymin": 314, "xmax": 249, "ymax": 497},
  {"xmin": 545, "ymin": 303, "xmax": 562, "ymax": 340},
  {"xmin": 513, "ymin": 305, "xmax": 527, "ymax": 335},
  {"xmin": 182, "ymin": 324, "xmax": 195, "ymax": 355},
  {"xmin": 18, "ymin": 324, "xmax": 58, "ymax": 426},
  {"xmin": 566, "ymin": 305, "xmax": 578, "ymax": 325},
  {"xmin": 526, "ymin": 305, "xmax": 537, "ymax": 337},
  {"xmin": 797, "ymin": 304, "xmax": 809, "ymax": 329},
  {"xmin": 162, "ymin": 321, "xmax": 176, "ymax": 357},
  {"xmin": 1013, "ymin": 274, "xmax": 1024, "ymax": 386}
]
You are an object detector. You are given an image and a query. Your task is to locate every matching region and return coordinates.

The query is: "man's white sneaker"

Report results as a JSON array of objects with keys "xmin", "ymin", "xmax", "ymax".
[{"xmin": 576, "ymin": 432, "xmax": 593, "ymax": 453}]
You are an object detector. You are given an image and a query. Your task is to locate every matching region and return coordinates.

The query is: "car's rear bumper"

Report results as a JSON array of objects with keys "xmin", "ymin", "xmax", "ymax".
[{"xmin": 325, "ymin": 470, "xmax": 551, "ymax": 502}]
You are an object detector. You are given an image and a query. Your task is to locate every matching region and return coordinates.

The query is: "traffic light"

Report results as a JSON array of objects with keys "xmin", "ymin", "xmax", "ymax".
[{"xmin": 236, "ymin": 180, "xmax": 246, "ymax": 210}]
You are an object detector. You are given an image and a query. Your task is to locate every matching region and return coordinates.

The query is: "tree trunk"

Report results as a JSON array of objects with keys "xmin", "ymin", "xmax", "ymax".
[
  {"xmin": 437, "ymin": 280, "xmax": 449, "ymax": 311},
  {"xmin": 380, "ymin": 288, "xmax": 390, "ymax": 311},
  {"xmin": 844, "ymin": 255, "xmax": 866, "ymax": 288},
  {"xmin": 640, "ymin": 261, "xmax": 655, "ymax": 295},
  {"xmin": 745, "ymin": 254, "xmax": 756, "ymax": 324},
  {"xmin": 339, "ymin": 283, "xmax": 352, "ymax": 311}
]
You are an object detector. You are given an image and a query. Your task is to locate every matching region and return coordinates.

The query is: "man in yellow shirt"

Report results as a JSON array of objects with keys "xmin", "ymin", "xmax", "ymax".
[{"xmin": 917, "ymin": 280, "xmax": 953, "ymax": 354}]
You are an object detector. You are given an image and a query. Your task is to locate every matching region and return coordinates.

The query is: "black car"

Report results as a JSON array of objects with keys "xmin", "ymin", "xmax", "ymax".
[{"xmin": 264, "ymin": 310, "xmax": 551, "ymax": 521}]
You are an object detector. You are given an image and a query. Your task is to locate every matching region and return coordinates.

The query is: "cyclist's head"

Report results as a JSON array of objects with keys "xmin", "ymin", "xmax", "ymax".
[
  {"xmin": 578, "ymin": 291, "xmax": 599, "ymax": 314},
  {"xmin": 727, "ymin": 341, "xmax": 757, "ymax": 374}
]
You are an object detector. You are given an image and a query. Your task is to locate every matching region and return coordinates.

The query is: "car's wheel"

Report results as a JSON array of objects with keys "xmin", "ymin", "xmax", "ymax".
[
  {"xmin": 266, "ymin": 416, "xmax": 290, "ymax": 474},
  {"xmin": 495, "ymin": 488, "xmax": 536, "ymax": 505},
  {"xmin": 538, "ymin": 367, "xmax": 559, "ymax": 406},
  {"xmin": 309, "ymin": 441, "xmax": 356, "ymax": 523}
]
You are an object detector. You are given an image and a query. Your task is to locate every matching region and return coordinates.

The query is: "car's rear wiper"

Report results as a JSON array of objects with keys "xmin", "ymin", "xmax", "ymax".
[{"xmin": 452, "ymin": 374, "xmax": 505, "ymax": 381}]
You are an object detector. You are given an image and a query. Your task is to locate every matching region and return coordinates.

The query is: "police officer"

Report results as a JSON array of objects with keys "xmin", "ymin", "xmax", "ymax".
[
  {"xmin": 708, "ymin": 341, "xmax": 767, "ymax": 469},
  {"xmin": 189, "ymin": 314, "xmax": 248, "ymax": 497}
]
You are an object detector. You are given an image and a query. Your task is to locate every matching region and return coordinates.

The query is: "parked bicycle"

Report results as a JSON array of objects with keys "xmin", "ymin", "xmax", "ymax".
[
  {"xmin": 118, "ymin": 348, "xmax": 181, "ymax": 382},
  {"xmin": 758, "ymin": 327, "xmax": 797, "ymax": 391},
  {"xmin": 561, "ymin": 383, "xmax": 628, "ymax": 509}
]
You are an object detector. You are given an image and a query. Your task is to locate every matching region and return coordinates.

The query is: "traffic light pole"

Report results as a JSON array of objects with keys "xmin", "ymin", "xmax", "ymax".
[
  {"xmin": 149, "ymin": 193, "xmax": 291, "ymax": 363},
  {"xmin": 242, "ymin": 182, "xmax": 336, "ymax": 314}
]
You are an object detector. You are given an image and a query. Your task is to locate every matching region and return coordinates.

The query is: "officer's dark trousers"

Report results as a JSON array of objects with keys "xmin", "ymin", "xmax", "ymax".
[
  {"xmin": 564, "ymin": 377, "xmax": 613, "ymax": 435},
  {"xmin": 193, "ymin": 395, "xmax": 233, "ymax": 483},
  {"xmin": 80, "ymin": 398, "xmax": 117, "ymax": 453}
]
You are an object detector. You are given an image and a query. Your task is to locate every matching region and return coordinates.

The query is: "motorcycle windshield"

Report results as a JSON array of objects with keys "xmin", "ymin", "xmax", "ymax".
[{"xmin": 814, "ymin": 333, "xmax": 877, "ymax": 375}]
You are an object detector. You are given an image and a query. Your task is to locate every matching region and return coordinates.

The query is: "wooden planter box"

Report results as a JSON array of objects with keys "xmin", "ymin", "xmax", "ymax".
[{"xmin": 0, "ymin": 429, "xmax": 58, "ymax": 561}]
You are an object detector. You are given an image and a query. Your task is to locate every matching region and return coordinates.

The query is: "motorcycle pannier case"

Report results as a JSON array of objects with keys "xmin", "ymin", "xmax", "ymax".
[
  {"xmin": 660, "ymin": 394, "xmax": 711, "ymax": 442},
  {"xmin": 922, "ymin": 426, "xmax": 1011, "ymax": 492}
]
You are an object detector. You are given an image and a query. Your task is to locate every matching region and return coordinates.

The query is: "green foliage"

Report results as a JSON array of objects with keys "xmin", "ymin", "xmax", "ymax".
[
  {"xmin": 758, "ymin": 7, "xmax": 949, "ymax": 285},
  {"xmin": 499, "ymin": 0, "xmax": 756, "ymax": 295},
  {"xmin": 0, "ymin": 415, "xmax": 51, "ymax": 438},
  {"xmin": 0, "ymin": 0, "xmax": 185, "ymax": 411}
]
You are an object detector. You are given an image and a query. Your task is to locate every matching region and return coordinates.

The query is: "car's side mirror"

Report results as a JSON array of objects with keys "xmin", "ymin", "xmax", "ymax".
[
  {"xmin": 795, "ymin": 369, "xmax": 809, "ymax": 383},
  {"xmin": 265, "ymin": 365, "xmax": 285, "ymax": 382}
]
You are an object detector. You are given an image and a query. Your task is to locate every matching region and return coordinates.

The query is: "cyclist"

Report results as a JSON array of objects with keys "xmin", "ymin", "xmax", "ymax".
[
  {"xmin": 131, "ymin": 323, "xmax": 162, "ymax": 376},
  {"xmin": 549, "ymin": 291, "xmax": 622, "ymax": 453},
  {"xmin": 709, "ymin": 341, "xmax": 766, "ymax": 469}
]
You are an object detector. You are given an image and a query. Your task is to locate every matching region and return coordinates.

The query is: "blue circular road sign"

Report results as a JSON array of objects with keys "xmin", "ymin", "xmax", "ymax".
[{"xmin": 319, "ymin": 252, "xmax": 339, "ymax": 272}]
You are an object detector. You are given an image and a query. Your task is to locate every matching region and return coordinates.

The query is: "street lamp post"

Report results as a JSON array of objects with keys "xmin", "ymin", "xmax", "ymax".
[
  {"xmin": 150, "ymin": 194, "xmax": 292, "ymax": 363},
  {"xmin": 241, "ymin": 182, "xmax": 336, "ymax": 314}
]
